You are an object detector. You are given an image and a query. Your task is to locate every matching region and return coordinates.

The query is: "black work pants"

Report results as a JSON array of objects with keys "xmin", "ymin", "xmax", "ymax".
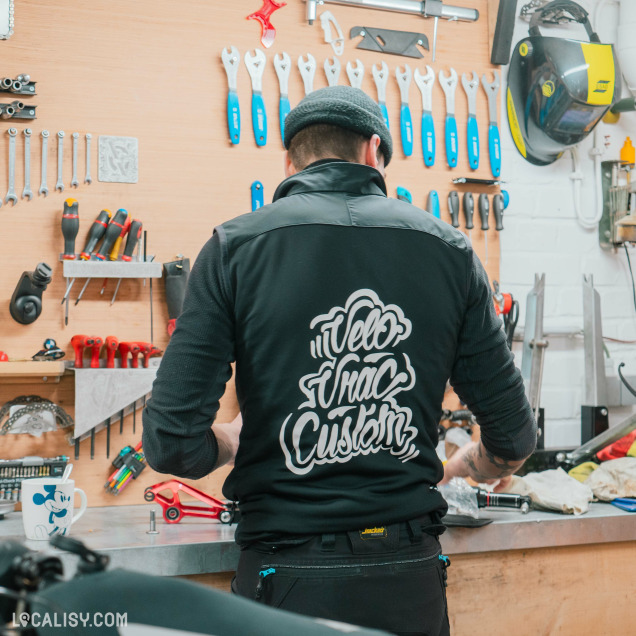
[{"xmin": 232, "ymin": 515, "xmax": 451, "ymax": 636}]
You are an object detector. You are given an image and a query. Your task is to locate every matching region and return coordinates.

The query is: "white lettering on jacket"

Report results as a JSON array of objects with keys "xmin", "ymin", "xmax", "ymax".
[{"xmin": 280, "ymin": 289, "xmax": 420, "ymax": 475}]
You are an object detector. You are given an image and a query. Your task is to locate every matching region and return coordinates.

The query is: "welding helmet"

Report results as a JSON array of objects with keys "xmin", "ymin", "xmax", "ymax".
[{"xmin": 507, "ymin": 0, "xmax": 621, "ymax": 166}]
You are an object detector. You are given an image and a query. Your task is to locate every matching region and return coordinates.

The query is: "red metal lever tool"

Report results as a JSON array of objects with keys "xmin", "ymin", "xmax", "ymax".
[{"xmin": 247, "ymin": 0, "xmax": 286, "ymax": 49}]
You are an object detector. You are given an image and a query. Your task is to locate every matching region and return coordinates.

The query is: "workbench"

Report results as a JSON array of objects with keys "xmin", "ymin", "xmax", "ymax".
[{"xmin": 2, "ymin": 503, "xmax": 635, "ymax": 634}]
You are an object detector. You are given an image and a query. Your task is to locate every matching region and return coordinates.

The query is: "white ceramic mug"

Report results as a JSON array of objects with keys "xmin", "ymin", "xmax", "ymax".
[{"xmin": 21, "ymin": 478, "xmax": 87, "ymax": 541}]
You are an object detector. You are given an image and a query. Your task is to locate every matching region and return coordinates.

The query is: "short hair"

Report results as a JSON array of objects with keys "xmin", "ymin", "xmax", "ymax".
[{"xmin": 287, "ymin": 124, "xmax": 381, "ymax": 171}]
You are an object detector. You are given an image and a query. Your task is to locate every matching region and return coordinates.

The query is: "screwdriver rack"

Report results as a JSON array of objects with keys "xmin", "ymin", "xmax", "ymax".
[{"xmin": 62, "ymin": 259, "xmax": 162, "ymax": 280}]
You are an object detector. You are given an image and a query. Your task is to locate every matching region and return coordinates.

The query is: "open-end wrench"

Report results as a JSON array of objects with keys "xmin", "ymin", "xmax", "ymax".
[
  {"xmin": 414, "ymin": 65, "xmax": 435, "ymax": 167},
  {"xmin": 372, "ymin": 62, "xmax": 390, "ymax": 130},
  {"xmin": 346, "ymin": 59, "xmax": 364, "ymax": 89},
  {"xmin": 221, "ymin": 46, "xmax": 241, "ymax": 145},
  {"xmin": 85, "ymin": 133, "xmax": 92, "ymax": 184},
  {"xmin": 39, "ymin": 130, "xmax": 49, "ymax": 196},
  {"xmin": 245, "ymin": 49, "xmax": 268, "ymax": 147},
  {"xmin": 324, "ymin": 57, "xmax": 340, "ymax": 87},
  {"xmin": 22, "ymin": 128, "xmax": 33, "ymax": 200},
  {"xmin": 461, "ymin": 71, "xmax": 480, "ymax": 170},
  {"xmin": 395, "ymin": 64, "xmax": 413, "ymax": 157},
  {"xmin": 482, "ymin": 70, "xmax": 501, "ymax": 178},
  {"xmin": 439, "ymin": 68, "xmax": 458, "ymax": 168},
  {"xmin": 274, "ymin": 52, "xmax": 291, "ymax": 145},
  {"xmin": 71, "ymin": 132, "xmax": 79, "ymax": 188},
  {"xmin": 298, "ymin": 53, "xmax": 316, "ymax": 96},
  {"xmin": 56, "ymin": 131, "xmax": 65, "ymax": 192},
  {"xmin": 5, "ymin": 128, "xmax": 17, "ymax": 205}
]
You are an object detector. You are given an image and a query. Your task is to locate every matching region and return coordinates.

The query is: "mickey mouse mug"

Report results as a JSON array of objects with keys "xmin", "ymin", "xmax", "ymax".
[{"xmin": 21, "ymin": 477, "xmax": 88, "ymax": 540}]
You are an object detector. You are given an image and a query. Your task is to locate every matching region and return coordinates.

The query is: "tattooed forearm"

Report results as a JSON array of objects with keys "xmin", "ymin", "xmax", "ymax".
[
  {"xmin": 462, "ymin": 446, "xmax": 496, "ymax": 482},
  {"xmin": 462, "ymin": 442, "xmax": 525, "ymax": 482},
  {"xmin": 483, "ymin": 445, "xmax": 519, "ymax": 473}
]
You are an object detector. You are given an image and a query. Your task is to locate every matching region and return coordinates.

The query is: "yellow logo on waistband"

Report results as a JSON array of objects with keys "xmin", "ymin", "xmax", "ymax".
[{"xmin": 360, "ymin": 527, "xmax": 387, "ymax": 539}]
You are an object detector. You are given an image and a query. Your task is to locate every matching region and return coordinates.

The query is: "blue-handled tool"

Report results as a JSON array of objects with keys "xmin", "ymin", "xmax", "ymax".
[
  {"xmin": 482, "ymin": 71, "xmax": 501, "ymax": 178},
  {"xmin": 372, "ymin": 62, "xmax": 390, "ymax": 130},
  {"xmin": 396, "ymin": 64, "xmax": 413, "ymax": 157},
  {"xmin": 221, "ymin": 46, "xmax": 241, "ymax": 145},
  {"xmin": 414, "ymin": 65, "xmax": 436, "ymax": 167},
  {"xmin": 462, "ymin": 71, "xmax": 480, "ymax": 171},
  {"xmin": 244, "ymin": 49, "xmax": 268, "ymax": 147},
  {"xmin": 396, "ymin": 186, "xmax": 412, "ymax": 203},
  {"xmin": 251, "ymin": 181, "xmax": 264, "ymax": 211},
  {"xmin": 426, "ymin": 191, "xmax": 440, "ymax": 219},
  {"xmin": 439, "ymin": 68, "xmax": 458, "ymax": 168},
  {"xmin": 274, "ymin": 52, "xmax": 291, "ymax": 146}
]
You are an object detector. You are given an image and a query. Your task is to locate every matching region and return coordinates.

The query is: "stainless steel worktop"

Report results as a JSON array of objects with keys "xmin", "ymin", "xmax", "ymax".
[{"xmin": 1, "ymin": 503, "xmax": 634, "ymax": 577}]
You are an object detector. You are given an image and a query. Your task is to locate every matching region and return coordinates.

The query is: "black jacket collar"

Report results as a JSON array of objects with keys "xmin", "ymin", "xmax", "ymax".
[{"xmin": 273, "ymin": 161, "xmax": 388, "ymax": 202}]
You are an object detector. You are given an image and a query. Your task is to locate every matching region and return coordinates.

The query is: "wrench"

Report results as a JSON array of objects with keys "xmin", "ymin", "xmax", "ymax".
[
  {"xmin": 274, "ymin": 52, "xmax": 291, "ymax": 145},
  {"xmin": 22, "ymin": 128, "xmax": 33, "ymax": 200},
  {"xmin": 5, "ymin": 128, "xmax": 17, "ymax": 205},
  {"xmin": 221, "ymin": 46, "xmax": 241, "ymax": 145},
  {"xmin": 39, "ymin": 130, "xmax": 49, "ymax": 196},
  {"xmin": 372, "ymin": 62, "xmax": 390, "ymax": 130},
  {"xmin": 298, "ymin": 53, "xmax": 316, "ymax": 96},
  {"xmin": 482, "ymin": 70, "xmax": 501, "ymax": 178},
  {"xmin": 56, "ymin": 131, "xmax": 65, "ymax": 192},
  {"xmin": 414, "ymin": 65, "xmax": 436, "ymax": 167},
  {"xmin": 439, "ymin": 68, "xmax": 458, "ymax": 168},
  {"xmin": 346, "ymin": 59, "xmax": 364, "ymax": 89},
  {"xmin": 324, "ymin": 57, "xmax": 341, "ymax": 87},
  {"xmin": 85, "ymin": 133, "xmax": 92, "ymax": 184},
  {"xmin": 245, "ymin": 49, "xmax": 268, "ymax": 147},
  {"xmin": 395, "ymin": 64, "xmax": 413, "ymax": 157},
  {"xmin": 71, "ymin": 132, "xmax": 79, "ymax": 187},
  {"xmin": 461, "ymin": 71, "xmax": 480, "ymax": 171}
]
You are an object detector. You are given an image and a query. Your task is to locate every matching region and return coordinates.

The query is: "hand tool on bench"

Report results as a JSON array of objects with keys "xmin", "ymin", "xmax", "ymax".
[
  {"xmin": 372, "ymin": 62, "xmax": 390, "ymax": 130},
  {"xmin": 321, "ymin": 11, "xmax": 345, "ymax": 56},
  {"xmin": 251, "ymin": 181, "xmax": 264, "ymax": 211},
  {"xmin": 461, "ymin": 71, "xmax": 480, "ymax": 170},
  {"xmin": 396, "ymin": 64, "xmax": 414, "ymax": 157},
  {"xmin": 478, "ymin": 193, "xmax": 489, "ymax": 263},
  {"xmin": 5, "ymin": 127, "xmax": 17, "ymax": 205},
  {"xmin": 481, "ymin": 70, "xmax": 501, "ymax": 178},
  {"xmin": 55, "ymin": 131, "xmax": 64, "ymax": 192},
  {"xmin": 245, "ymin": 49, "xmax": 268, "ymax": 146},
  {"xmin": 304, "ymin": 1, "xmax": 479, "ymax": 62},
  {"xmin": 346, "ymin": 59, "xmax": 364, "ymax": 89},
  {"xmin": 439, "ymin": 68, "xmax": 458, "ymax": 168},
  {"xmin": 22, "ymin": 128, "xmax": 33, "ymax": 200},
  {"xmin": 414, "ymin": 65, "xmax": 435, "ymax": 167},
  {"xmin": 247, "ymin": 0, "xmax": 287, "ymax": 49},
  {"xmin": 448, "ymin": 190, "xmax": 460, "ymax": 227},
  {"xmin": 350, "ymin": 26, "xmax": 429, "ymax": 58},
  {"xmin": 273, "ymin": 52, "xmax": 291, "ymax": 144},
  {"xmin": 39, "ymin": 130, "xmax": 49, "ymax": 196},
  {"xmin": 324, "ymin": 57, "xmax": 341, "ymax": 86},
  {"xmin": 299, "ymin": 54, "xmax": 317, "ymax": 96},
  {"xmin": 426, "ymin": 190, "xmax": 440, "ymax": 219},
  {"xmin": 462, "ymin": 191, "xmax": 474, "ymax": 238},
  {"xmin": 493, "ymin": 193, "xmax": 504, "ymax": 231},
  {"xmin": 221, "ymin": 47, "xmax": 241, "ymax": 145}
]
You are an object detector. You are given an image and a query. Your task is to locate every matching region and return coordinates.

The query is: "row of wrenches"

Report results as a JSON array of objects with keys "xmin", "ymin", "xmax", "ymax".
[
  {"xmin": 221, "ymin": 46, "xmax": 500, "ymax": 177},
  {"xmin": 2, "ymin": 129, "xmax": 92, "ymax": 206}
]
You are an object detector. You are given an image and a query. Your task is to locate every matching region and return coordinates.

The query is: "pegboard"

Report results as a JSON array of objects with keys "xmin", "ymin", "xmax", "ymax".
[{"xmin": 0, "ymin": 0, "xmax": 501, "ymax": 508}]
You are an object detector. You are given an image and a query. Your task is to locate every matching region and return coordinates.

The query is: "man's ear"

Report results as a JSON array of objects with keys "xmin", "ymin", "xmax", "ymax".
[
  {"xmin": 284, "ymin": 152, "xmax": 298, "ymax": 178},
  {"xmin": 363, "ymin": 134, "xmax": 384, "ymax": 173}
]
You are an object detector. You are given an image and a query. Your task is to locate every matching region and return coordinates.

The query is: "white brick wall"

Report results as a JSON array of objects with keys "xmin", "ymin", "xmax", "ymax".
[{"xmin": 500, "ymin": 0, "xmax": 636, "ymax": 446}]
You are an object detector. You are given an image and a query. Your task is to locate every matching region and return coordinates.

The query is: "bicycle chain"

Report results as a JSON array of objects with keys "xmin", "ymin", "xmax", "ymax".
[{"xmin": 0, "ymin": 395, "xmax": 74, "ymax": 441}]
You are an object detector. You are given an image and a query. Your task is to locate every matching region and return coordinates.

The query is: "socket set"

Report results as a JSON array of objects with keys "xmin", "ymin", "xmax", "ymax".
[{"xmin": 0, "ymin": 455, "xmax": 69, "ymax": 502}]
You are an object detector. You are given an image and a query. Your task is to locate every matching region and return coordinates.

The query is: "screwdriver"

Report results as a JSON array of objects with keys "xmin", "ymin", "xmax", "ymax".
[
  {"xmin": 101, "ymin": 211, "xmax": 131, "ymax": 295},
  {"xmin": 75, "ymin": 210, "xmax": 114, "ymax": 305},
  {"xmin": 493, "ymin": 193, "xmax": 505, "ymax": 231},
  {"xmin": 448, "ymin": 190, "xmax": 460, "ymax": 228},
  {"xmin": 463, "ymin": 192, "xmax": 474, "ymax": 239},
  {"xmin": 426, "ymin": 191, "xmax": 441, "ymax": 219},
  {"xmin": 61, "ymin": 200, "xmax": 80, "ymax": 321},
  {"xmin": 105, "ymin": 335, "xmax": 119, "ymax": 368},
  {"xmin": 111, "ymin": 219, "xmax": 143, "ymax": 305},
  {"xmin": 478, "ymin": 193, "xmax": 490, "ymax": 263},
  {"xmin": 95, "ymin": 209, "xmax": 129, "ymax": 260}
]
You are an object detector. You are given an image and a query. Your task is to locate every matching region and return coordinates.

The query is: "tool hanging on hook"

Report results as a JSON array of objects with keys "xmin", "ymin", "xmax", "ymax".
[{"xmin": 247, "ymin": 0, "xmax": 287, "ymax": 49}]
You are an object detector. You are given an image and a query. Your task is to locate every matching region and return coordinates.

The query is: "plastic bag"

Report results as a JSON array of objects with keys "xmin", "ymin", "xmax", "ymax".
[{"xmin": 439, "ymin": 477, "xmax": 479, "ymax": 518}]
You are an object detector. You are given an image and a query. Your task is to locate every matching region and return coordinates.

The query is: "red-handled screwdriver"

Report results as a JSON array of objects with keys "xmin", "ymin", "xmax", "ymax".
[
  {"xmin": 105, "ymin": 335, "xmax": 119, "ymax": 369},
  {"xmin": 90, "ymin": 337, "xmax": 104, "ymax": 369},
  {"xmin": 80, "ymin": 210, "xmax": 111, "ymax": 260},
  {"xmin": 71, "ymin": 334, "xmax": 91, "ymax": 368},
  {"xmin": 111, "ymin": 220, "xmax": 143, "ymax": 304}
]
